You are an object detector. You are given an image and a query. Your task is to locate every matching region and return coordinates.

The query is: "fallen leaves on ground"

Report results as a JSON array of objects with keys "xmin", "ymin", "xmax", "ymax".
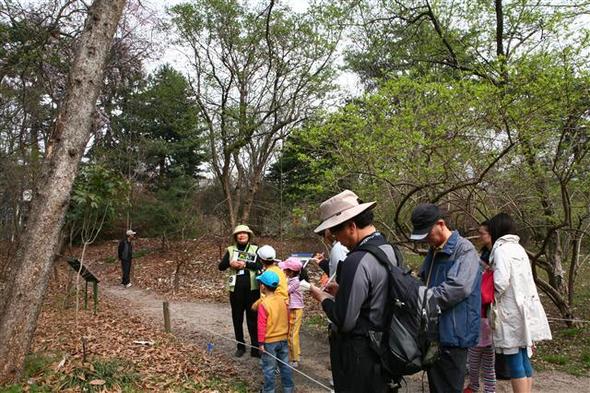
[{"xmin": 24, "ymin": 265, "xmax": 254, "ymax": 392}]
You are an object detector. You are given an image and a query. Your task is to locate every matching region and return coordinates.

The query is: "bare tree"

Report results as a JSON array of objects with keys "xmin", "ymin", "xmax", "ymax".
[
  {"xmin": 170, "ymin": 0, "xmax": 341, "ymax": 227},
  {"xmin": 0, "ymin": 0, "xmax": 127, "ymax": 383}
]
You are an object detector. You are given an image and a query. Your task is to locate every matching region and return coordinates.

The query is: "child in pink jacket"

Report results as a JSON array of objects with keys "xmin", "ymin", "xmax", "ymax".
[{"xmin": 279, "ymin": 257, "xmax": 304, "ymax": 368}]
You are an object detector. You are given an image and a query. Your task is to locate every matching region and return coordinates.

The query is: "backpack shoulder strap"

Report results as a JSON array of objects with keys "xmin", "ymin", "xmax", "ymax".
[{"xmin": 356, "ymin": 243, "xmax": 396, "ymax": 272}]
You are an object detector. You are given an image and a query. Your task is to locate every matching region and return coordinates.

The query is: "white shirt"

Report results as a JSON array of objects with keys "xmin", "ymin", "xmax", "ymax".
[{"xmin": 329, "ymin": 241, "xmax": 349, "ymax": 277}]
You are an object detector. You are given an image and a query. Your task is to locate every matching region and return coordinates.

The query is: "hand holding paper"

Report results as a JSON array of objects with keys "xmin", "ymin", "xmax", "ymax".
[
  {"xmin": 323, "ymin": 281, "xmax": 339, "ymax": 296},
  {"xmin": 310, "ymin": 284, "xmax": 332, "ymax": 303},
  {"xmin": 299, "ymin": 279, "xmax": 311, "ymax": 291}
]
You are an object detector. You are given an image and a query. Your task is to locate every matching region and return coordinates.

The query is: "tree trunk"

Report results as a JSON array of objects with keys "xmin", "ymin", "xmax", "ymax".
[
  {"xmin": 241, "ymin": 178, "xmax": 261, "ymax": 225},
  {"xmin": 568, "ymin": 232, "xmax": 584, "ymax": 308},
  {"xmin": 0, "ymin": 0, "xmax": 127, "ymax": 383},
  {"xmin": 220, "ymin": 164, "xmax": 237, "ymax": 228},
  {"xmin": 546, "ymin": 232, "xmax": 564, "ymax": 292}
]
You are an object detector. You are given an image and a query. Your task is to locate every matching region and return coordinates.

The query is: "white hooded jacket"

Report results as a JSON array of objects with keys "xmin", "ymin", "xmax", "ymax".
[{"xmin": 490, "ymin": 235, "xmax": 552, "ymax": 351}]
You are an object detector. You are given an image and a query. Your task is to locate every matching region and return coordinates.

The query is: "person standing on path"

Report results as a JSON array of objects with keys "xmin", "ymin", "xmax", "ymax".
[
  {"xmin": 464, "ymin": 221, "xmax": 496, "ymax": 393},
  {"xmin": 279, "ymin": 257, "xmax": 305, "ymax": 368},
  {"xmin": 218, "ymin": 224, "xmax": 262, "ymax": 358},
  {"xmin": 257, "ymin": 270, "xmax": 294, "ymax": 393},
  {"xmin": 410, "ymin": 203, "xmax": 481, "ymax": 393},
  {"xmin": 255, "ymin": 245, "xmax": 289, "ymax": 305},
  {"xmin": 488, "ymin": 213, "xmax": 551, "ymax": 393},
  {"xmin": 309, "ymin": 190, "xmax": 398, "ymax": 393},
  {"xmin": 311, "ymin": 230, "xmax": 349, "ymax": 286},
  {"xmin": 118, "ymin": 229, "xmax": 136, "ymax": 288}
]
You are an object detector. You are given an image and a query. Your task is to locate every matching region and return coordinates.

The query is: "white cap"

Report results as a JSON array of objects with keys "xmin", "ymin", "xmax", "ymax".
[
  {"xmin": 126, "ymin": 229, "xmax": 136, "ymax": 236},
  {"xmin": 257, "ymin": 245, "xmax": 276, "ymax": 261}
]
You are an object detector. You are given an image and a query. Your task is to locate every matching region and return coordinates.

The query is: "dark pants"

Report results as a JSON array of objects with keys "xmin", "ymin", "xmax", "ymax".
[
  {"xmin": 121, "ymin": 259, "xmax": 131, "ymax": 285},
  {"xmin": 329, "ymin": 333, "xmax": 391, "ymax": 393},
  {"xmin": 229, "ymin": 287, "xmax": 259, "ymax": 353},
  {"xmin": 427, "ymin": 346, "xmax": 468, "ymax": 393}
]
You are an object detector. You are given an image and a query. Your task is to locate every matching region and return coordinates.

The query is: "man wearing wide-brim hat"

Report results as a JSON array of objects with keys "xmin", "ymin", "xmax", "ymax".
[{"xmin": 309, "ymin": 190, "xmax": 399, "ymax": 393}]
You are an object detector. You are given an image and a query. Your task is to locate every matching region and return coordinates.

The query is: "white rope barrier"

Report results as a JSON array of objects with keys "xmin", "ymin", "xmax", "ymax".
[
  {"xmin": 195, "ymin": 324, "xmax": 333, "ymax": 392},
  {"xmin": 547, "ymin": 317, "xmax": 590, "ymax": 324}
]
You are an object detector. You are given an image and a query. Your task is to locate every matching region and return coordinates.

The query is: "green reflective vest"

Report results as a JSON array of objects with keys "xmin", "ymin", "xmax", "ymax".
[{"xmin": 226, "ymin": 244, "xmax": 259, "ymax": 292}]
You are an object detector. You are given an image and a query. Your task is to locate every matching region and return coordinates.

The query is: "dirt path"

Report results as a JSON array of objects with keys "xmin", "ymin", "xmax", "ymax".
[
  {"xmin": 103, "ymin": 284, "xmax": 332, "ymax": 392},
  {"xmin": 102, "ymin": 283, "xmax": 590, "ymax": 393}
]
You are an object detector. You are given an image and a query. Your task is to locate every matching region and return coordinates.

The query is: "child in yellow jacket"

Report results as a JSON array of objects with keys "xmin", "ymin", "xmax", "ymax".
[
  {"xmin": 252, "ymin": 245, "xmax": 288, "ymax": 310},
  {"xmin": 257, "ymin": 270, "xmax": 294, "ymax": 393}
]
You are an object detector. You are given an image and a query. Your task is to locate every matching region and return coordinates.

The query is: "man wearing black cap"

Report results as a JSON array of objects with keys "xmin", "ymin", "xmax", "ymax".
[{"xmin": 410, "ymin": 203, "xmax": 481, "ymax": 393}]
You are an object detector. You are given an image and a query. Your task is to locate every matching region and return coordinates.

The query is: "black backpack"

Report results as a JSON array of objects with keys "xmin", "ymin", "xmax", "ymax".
[{"xmin": 356, "ymin": 243, "xmax": 441, "ymax": 378}]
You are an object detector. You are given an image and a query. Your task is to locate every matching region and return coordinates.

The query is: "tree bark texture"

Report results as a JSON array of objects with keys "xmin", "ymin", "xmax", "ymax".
[{"xmin": 0, "ymin": 0, "xmax": 127, "ymax": 383}]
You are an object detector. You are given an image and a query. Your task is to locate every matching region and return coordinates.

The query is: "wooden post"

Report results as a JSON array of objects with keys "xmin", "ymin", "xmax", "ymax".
[
  {"xmin": 84, "ymin": 281, "xmax": 88, "ymax": 310},
  {"xmin": 163, "ymin": 301, "xmax": 171, "ymax": 333},
  {"xmin": 93, "ymin": 282, "xmax": 98, "ymax": 315},
  {"xmin": 81, "ymin": 336, "xmax": 88, "ymax": 363}
]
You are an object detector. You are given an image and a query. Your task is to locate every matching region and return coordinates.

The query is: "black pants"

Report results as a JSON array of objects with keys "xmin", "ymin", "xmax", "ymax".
[
  {"xmin": 427, "ymin": 346, "xmax": 468, "ymax": 393},
  {"xmin": 229, "ymin": 287, "xmax": 260, "ymax": 353},
  {"xmin": 329, "ymin": 333, "xmax": 391, "ymax": 393},
  {"xmin": 121, "ymin": 259, "xmax": 131, "ymax": 285}
]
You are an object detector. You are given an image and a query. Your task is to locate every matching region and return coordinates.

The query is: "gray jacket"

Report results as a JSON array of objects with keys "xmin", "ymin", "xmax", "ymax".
[{"xmin": 322, "ymin": 232, "xmax": 398, "ymax": 335}]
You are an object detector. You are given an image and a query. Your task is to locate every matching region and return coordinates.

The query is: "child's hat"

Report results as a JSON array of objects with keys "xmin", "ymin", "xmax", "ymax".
[
  {"xmin": 257, "ymin": 245, "xmax": 277, "ymax": 261},
  {"xmin": 278, "ymin": 257, "xmax": 302, "ymax": 272},
  {"xmin": 256, "ymin": 270, "xmax": 279, "ymax": 288}
]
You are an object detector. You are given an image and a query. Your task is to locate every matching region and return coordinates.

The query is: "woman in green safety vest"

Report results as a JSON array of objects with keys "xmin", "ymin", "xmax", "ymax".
[{"xmin": 218, "ymin": 224, "xmax": 262, "ymax": 358}]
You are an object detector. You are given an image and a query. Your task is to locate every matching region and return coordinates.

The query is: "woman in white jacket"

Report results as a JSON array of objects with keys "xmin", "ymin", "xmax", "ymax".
[{"xmin": 489, "ymin": 213, "xmax": 552, "ymax": 393}]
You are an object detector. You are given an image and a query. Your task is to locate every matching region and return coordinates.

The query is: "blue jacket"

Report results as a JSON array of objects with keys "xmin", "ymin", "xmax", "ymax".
[{"xmin": 420, "ymin": 231, "xmax": 481, "ymax": 348}]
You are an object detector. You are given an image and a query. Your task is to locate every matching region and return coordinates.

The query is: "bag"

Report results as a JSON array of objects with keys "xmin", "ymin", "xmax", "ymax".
[
  {"xmin": 481, "ymin": 269, "xmax": 494, "ymax": 307},
  {"xmin": 495, "ymin": 353, "xmax": 511, "ymax": 380},
  {"xmin": 356, "ymin": 243, "xmax": 441, "ymax": 378}
]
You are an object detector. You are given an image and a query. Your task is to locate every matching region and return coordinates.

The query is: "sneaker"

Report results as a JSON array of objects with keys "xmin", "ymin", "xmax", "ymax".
[
  {"xmin": 290, "ymin": 361, "xmax": 299, "ymax": 368},
  {"xmin": 234, "ymin": 348, "xmax": 246, "ymax": 358},
  {"xmin": 125, "ymin": 283, "xmax": 132, "ymax": 288}
]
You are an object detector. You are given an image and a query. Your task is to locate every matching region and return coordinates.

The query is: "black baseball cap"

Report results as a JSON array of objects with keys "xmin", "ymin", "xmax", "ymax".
[{"xmin": 410, "ymin": 203, "xmax": 443, "ymax": 241}]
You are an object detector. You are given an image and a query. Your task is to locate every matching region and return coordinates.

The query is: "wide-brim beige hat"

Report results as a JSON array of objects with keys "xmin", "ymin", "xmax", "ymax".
[
  {"xmin": 313, "ymin": 190, "xmax": 376, "ymax": 234},
  {"xmin": 232, "ymin": 224, "xmax": 254, "ymax": 237}
]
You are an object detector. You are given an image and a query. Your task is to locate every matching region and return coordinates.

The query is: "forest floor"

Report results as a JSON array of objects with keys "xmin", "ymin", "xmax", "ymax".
[
  {"xmin": 101, "ymin": 278, "xmax": 590, "ymax": 393},
  {"xmin": 3, "ymin": 236, "xmax": 590, "ymax": 392}
]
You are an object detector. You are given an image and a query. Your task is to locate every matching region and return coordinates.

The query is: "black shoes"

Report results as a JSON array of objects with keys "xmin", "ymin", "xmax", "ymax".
[{"xmin": 235, "ymin": 347, "xmax": 260, "ymax": 358}]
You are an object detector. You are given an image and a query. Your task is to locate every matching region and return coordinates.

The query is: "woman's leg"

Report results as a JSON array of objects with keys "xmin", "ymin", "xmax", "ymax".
[
  {"xmin": 481, "ymin": 346, "xmax": 496, "ymax": 393},
  {"xmin": 245, "ymin": 289, "xmax": 260, "ymax": 356},
  {"xmin": 521, "ymin": 348, "xmax": 534, "ymax": 393},
  {"xmin": 510, "ymin": 378, "xmax": 528, "ymax": 393},
  {"xmin": 229, "ymin": 289, "xmax": 246, "ymax": 352},
  {"xmin": 467, "ymin": 346, "xmax": 483, "ymax": 391},
  {"xmin": 527, "ymin": 378, "xmax": 533, "ymax": 393},
  {"xmin": 505, "ymin": 350, "xmax": 528, "ymax": 393}
]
